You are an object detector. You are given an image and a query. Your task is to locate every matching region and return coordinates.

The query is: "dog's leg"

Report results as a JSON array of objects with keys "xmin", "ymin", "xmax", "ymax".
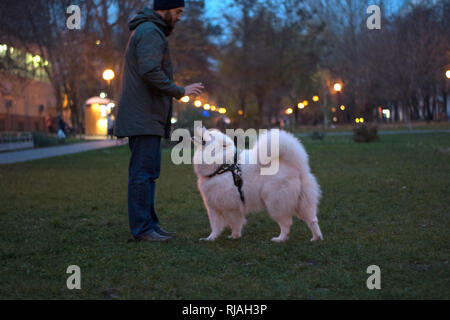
[
  {"xmin": 271, "ymin": 214, "xmax": 292, "ymax": 243},
  {"xmin": 226, "ymin": 212, "xmax": 246, "ymax": 240},
  {"xmin": 296, "ymin": 172, "xmax": 323, "ymax": 241},
  {"xmin": 200, "ymin": 208, "xmax": 225, "ymax": 241},
  {"xmin": 307, "ymin": 220, "xmax": 323, "ymax": 242},
  {"xmin": 297, "ymin": 195, "xmax": 323, "ymax": 241},
  {"xmin": 264, "ymin": 196, "xmax": 293, "ymax": 242}
]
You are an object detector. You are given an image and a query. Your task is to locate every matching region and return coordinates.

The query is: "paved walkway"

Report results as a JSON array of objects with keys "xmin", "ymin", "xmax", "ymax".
[{"xmin": 0, "ymin": 139, "xmax": 128, "ymax": 165}]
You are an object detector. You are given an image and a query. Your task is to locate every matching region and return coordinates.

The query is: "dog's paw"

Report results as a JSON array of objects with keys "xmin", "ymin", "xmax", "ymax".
[
  {"xmin": 227, "ymin": 234, "xmax": 241, "ymax": 240},
  {"xmin": 310, "ymin": 235, "xmax": 323, "ymax": 242},
  {"xmin": 199, "ymin": 236, "xmax": 216, "ymax": 241},
  {"xmin": 271, "ymin": 236, "xmax": 288, "ymax": 243}
]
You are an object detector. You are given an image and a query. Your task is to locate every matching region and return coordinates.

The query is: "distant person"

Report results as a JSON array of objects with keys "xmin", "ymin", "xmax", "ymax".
[
  {"xmin": 57, "ymin": 113, "xmax": 66, "ymax": 134},
  {"xmin": 45, "ymin": 115, "xmax": 54, "ymax": 133},
  {"xmin": 56, "ymin": 113, "xmax": 67, "ymax": 143},
  {"xmin": 107, "ymin": 113, "xmax": 115, "ymax": 139},
  {"xmin": 66, "ymin": 122, "xmax": 74, "ymax": 138},
  {"xmin": 114, "ymin": 0, "xmax": 204, "ymax": 242}
]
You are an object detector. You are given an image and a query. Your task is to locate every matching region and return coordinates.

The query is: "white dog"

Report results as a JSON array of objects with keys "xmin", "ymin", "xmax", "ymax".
[{"xmin": 192, "ymin": 127, "xmax": 323, "ymax": 242}]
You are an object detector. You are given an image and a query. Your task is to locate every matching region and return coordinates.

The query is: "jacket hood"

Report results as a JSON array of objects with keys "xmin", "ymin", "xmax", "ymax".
[{"xmin": 129, "ymin": 7, "xmax": 169, "ymax": 35}]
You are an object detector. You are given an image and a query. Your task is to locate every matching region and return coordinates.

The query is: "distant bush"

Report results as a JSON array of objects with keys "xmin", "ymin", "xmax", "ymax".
[
  {"xmin": 32, "ymin": 132, "xmax": 60, "ymax": 147},
  {"xmin": 353, "ymin": 125, "xmax": 379, "ymax": 143},
  {"xmin": 310, "ymin": 131, "xmax": 326, "ymax": 140}
]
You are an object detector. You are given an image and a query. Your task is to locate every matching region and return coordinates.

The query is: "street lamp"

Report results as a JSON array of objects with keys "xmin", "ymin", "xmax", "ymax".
[
  {"xmin": 446, "ymin": 70, "xmax": 450, "ymax": 79},
  {"xmin": 103, "ymin": 69, "xmax": 115, "ymax": 82},
  {"xmin": 103, "ymin": 69, "xmax": 115, "ymax": 101},
  {"xmin": 333, "ymin": 83, "xmax": 342, "ymax": 92}
]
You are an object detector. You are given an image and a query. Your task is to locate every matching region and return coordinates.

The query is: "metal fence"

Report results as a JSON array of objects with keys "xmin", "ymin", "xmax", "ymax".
[{"xmin": 0, "ymin": 132, "xmax": 34, "ymax": 152}]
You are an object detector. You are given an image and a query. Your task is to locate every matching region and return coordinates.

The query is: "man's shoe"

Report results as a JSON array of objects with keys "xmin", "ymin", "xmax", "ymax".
[
  {"xmin": 134, "ymin": 231, "xmax": 171, "ymax": 242},
  {"xmin": 156, "ymin": 227, "xmax": 177, "ymax": 237}
]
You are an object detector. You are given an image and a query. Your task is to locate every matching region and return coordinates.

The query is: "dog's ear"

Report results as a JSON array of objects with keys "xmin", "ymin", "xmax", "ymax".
[
  {"xmin": 194, "ymin": 125, "xmax": 203, "ymax": 138},
  {"xmin": 191, "ymin": 136, "xmax": 204, "ymax": 145}
]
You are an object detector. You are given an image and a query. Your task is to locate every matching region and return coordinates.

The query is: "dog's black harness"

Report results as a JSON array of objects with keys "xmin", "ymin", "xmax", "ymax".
[{"xmin": 206, "ymin": 148, "xmax": 245, "ymax": 204}]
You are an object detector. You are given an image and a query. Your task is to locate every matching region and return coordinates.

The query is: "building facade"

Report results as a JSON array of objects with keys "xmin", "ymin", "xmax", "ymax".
[{"xmin": 0, "ymin": 43, "xmax": 57, "ymax": 132}]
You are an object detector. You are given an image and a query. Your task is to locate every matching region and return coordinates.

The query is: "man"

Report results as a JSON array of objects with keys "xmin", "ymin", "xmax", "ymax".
[
  {"xmin": 115, "ymin": 0, "xmax": 204, "ymax": 242},
  {"xmin": 107, "ymin": 113, "xmax": 115, "ymax": 140}
]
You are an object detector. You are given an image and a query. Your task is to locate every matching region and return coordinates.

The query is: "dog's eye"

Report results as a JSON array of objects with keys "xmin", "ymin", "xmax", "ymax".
[{"xmin": 202, "ymin": 140, "xmax": 206, "ymax": 146}]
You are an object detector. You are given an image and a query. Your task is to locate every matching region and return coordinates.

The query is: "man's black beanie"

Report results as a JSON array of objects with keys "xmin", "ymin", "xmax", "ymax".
[{"xmin": 154, "ymin": 0, "xmax": 185, "ymax": 10}]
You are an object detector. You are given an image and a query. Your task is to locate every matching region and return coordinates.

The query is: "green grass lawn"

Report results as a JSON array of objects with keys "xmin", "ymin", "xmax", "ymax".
[
  {"xmin": 291, "ymin": 121, "xmax": 450, "ymax": 133},
  {"xmin": 0, "ymin": 133, "xmax": 449, "ymax": 299}
]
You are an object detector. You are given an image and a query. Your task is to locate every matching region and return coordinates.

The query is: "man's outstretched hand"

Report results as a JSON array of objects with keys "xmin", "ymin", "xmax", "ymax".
[{"xmin": 184, "ymin": 83, "xmax": 204, "ymax": 96}]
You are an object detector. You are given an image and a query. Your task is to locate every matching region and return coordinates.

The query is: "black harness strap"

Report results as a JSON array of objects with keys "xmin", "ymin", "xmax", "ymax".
[{"xmin": 206, "ymin": 148, "xmax": 245, "ymax": 203}]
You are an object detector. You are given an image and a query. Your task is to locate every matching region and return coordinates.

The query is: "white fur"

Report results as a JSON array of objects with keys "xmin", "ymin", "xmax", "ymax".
[{"xmin": 193, "ymin": 127, "xmax": 323, "ymax": 242}]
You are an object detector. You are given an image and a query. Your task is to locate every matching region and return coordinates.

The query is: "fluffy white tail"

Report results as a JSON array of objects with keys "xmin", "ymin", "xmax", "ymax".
[
  {"xmin": 250, "ymin": 130, "xmax": 323, "ymax": 240},
  {"xmin": 252, "ymin": 130, "xmax": 323, "ymax": 240},
  {"xmin": 249, "ymin": 130, "xmax": 310, "ymax": 173}
]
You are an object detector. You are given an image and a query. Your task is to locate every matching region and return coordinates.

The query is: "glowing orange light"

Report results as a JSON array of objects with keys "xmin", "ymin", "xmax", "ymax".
[
  {"xmin": 102, "ymin": 69, "xmax": 115, "ymax": 81},
  {"xmin": 333, "ymin": 83, "xmax": 342, "ymax": 92}
]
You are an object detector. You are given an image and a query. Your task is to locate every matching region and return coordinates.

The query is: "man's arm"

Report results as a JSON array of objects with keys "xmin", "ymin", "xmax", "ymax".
[{"xmin": 136, "ymin": 26, "xmax": 185, "ymax": 99}]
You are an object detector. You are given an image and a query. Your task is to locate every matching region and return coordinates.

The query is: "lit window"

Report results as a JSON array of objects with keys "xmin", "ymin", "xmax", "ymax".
[{"xmin": 0, "ymin": 44, "xmax": 7, "ymax": 56}]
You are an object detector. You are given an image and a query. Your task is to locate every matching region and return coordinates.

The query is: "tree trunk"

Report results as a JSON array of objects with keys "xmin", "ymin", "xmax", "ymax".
[{"xmin": 256, "ymin": 95, "xmax": 265, "ymax": 129}]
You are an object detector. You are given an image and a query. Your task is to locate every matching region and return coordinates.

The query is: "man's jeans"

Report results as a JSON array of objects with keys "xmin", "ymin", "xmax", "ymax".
[{"xmin": 128, "ymin": 135, "xmax": 161, "ymax": 239}]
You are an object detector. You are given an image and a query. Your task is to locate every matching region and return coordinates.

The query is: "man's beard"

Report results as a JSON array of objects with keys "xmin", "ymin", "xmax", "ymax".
[{"xmin": 163, "ymin": 11, "xmax": 175, "ymax": 34}]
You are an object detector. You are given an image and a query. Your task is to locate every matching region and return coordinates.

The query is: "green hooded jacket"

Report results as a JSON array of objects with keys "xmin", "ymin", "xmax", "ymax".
[{"xmin": 114, "ymin": 7, "xmax": 185, "ymax": 139}]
